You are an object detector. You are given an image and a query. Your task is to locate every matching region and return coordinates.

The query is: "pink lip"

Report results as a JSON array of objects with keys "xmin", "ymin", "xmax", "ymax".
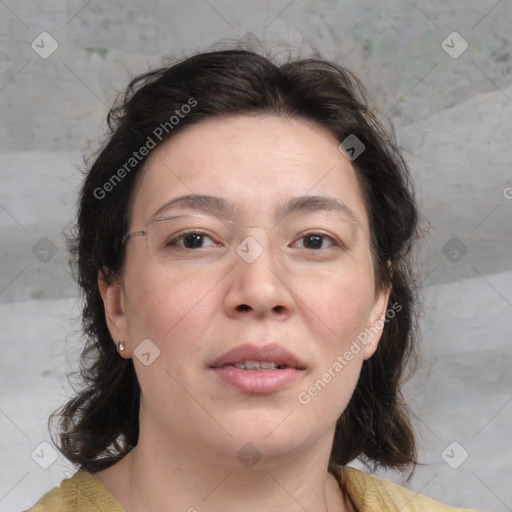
[
  {"xmin": 212, "ymin": 366, "xmax": 303, "ymax": 394},
  {"xmin": 210, "ymin": 343, "xmax": 305, "ymax": 370},
  {"xmin": 210, "ymin": 343, "xmax": 306, "ymax": 395}
]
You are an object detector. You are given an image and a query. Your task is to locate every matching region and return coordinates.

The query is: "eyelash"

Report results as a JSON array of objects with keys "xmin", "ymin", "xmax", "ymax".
[
  {"xmin": 166, "ymin": 230, "xmax": 342, "ymax": 251},
  {"xmin": 166, "ymin": 230, "xmax": 220, "ymax": 249},
  {"xmin": 291, "ymin": 232, "xmax": 340, "ymax": 250}
]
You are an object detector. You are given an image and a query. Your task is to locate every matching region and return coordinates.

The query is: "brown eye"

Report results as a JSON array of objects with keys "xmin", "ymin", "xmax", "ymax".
[
  {"xmin": 167, "ymin": 232, "xmax": 218, "ymax": 249},
  {"xmin": 304, "ymin": 234, "xmax": 323, "ymax": 249},
  {"xmin": 294, "ymin": 233, "xmax": 337, "ymax": 250},
  {"xmin": 182, "ymin": 233, "xmax": 205, "ymax": 248}
]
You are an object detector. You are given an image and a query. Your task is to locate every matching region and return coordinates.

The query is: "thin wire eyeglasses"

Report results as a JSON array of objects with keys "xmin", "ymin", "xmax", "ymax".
[
  {"xmin": 122, "ymin": 214, "xmax": 237, "ymax": 245},
  {"xmin": 122, "ymin": 214, "xmax": 241, "ymax": 264},
  {"xmin": 122, "ymin": 213, "xmax": 346, "ymax": 263}
]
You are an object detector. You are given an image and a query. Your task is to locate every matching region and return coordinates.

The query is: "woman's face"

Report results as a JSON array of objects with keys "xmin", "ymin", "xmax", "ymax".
[{"xmin": 100, "ymin": 114, "xmax": 389, "ymax": 466}]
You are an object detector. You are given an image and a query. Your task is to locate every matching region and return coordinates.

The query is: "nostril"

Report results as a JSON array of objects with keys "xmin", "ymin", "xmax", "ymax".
[
  {"xmin": 237, "ymin": 304, "xmax": 251, "ymax": 311},
  {"xmin": 273, "ymin": 305, "xmax": 284, "ymax": 313}
]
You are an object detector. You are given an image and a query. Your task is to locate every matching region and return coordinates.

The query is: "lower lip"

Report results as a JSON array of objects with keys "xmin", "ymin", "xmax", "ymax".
[{"xmin": 212, "ymin": 366, "xmax": 303, "ymax": 394}]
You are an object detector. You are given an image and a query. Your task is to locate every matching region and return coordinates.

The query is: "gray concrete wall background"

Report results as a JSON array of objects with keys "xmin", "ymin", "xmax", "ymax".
[
  {"xmin": 1, "ymin": 1, "xmax": 511, "ymax": 510},
  {"xmin": 2, "ymin": 0, "xmax": 512, "ymax": 302}
]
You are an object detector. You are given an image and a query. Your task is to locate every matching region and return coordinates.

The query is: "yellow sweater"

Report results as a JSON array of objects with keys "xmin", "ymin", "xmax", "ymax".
[{"xmin": 27, "ymin": 467, "xmax": 482, "ymax": 511}]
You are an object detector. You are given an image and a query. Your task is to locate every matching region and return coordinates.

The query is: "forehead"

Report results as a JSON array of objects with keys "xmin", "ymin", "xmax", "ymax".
[{"xmin": 129, "ymin": 114, "xmax": 369, "ymax": 233}]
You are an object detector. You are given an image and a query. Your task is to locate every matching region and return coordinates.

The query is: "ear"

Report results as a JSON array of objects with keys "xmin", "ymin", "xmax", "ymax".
[
  {"xmin": 98, "ymin": 269, "xmax": 131, "ymax": 357},
  {"xmin": 362, "ymin": 267, "xmax": 392, "ymax": 360}
]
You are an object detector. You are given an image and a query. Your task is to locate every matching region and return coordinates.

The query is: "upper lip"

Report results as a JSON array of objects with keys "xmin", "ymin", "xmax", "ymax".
[{"xmin": 210, "ymin": 343, "xmax": 306, "ymax": 370}]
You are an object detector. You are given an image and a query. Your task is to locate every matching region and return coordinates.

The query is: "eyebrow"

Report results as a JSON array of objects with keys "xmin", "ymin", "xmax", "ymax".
[
  {"xmin": 277, "ymin": 195, "xmax": 360, "ymax": 227},
  {"xmin": 151, "ymin": 193, "xmax": 360, "ymax": 227},
  {"xmin": 151, "ymin": 194, "xmax": 236, "ymax": 219}
]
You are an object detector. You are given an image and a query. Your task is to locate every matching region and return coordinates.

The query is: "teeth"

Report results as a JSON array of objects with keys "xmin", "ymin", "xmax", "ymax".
[
  {"xmin": 259, "ymin": 361, "xmax": 278, "ymax": 369},
  {"xmin": 232, "ymin": 360, "xmax": 281, "ymax": 371},
  {"xmin": 245, "ymin": 360, "xmax": 262, "ymax": 370}
]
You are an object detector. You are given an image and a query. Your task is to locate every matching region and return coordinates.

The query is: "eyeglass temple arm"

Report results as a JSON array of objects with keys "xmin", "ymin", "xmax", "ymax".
[{"xmin": 122, "ymin": 230, "xmax": 146, "ymax": 244}]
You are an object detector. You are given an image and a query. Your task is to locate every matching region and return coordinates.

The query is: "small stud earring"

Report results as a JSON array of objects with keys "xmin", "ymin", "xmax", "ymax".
[{"xmin": 117, "ymin": 341, "xmax": 125, "ymax": 352}]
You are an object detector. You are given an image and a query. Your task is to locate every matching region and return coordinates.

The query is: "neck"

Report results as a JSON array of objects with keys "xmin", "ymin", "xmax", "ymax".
[{"xmin": 94, "ymin": 426, "xmax": 352, "ymax": 512}]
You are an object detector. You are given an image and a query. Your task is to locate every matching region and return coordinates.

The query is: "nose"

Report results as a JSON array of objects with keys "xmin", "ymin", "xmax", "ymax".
[{"xmin": 223, "ymin": 235, "xmax": 296, "ymax": 320}]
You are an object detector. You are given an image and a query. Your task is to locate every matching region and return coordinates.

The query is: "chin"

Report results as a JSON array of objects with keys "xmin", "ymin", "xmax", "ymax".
[{"xmin": 208, "ymin": 414, "xmax": 316, "ymax": 460}]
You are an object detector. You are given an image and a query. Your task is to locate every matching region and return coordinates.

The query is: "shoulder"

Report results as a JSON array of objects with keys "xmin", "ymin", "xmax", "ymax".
[
  {"xmin": 26, "ymin": 471, "xmax": 124, "ymax": 512},
  {"xmin": 341, "ymin": 466, "xmax": 483, "ymax": 512}
]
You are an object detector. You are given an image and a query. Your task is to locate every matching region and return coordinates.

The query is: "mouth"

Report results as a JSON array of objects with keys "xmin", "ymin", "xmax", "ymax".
[
  {"xmin": 210, "ymin": 343, "xmax": 306, "ymax": 371},
  {"xmin": 223, "ymin": 360, "xmax": 295, "ymax": 371},
  {"xmin": 210, "ymin": 343, "xmax": 306, "ymax": 394}
]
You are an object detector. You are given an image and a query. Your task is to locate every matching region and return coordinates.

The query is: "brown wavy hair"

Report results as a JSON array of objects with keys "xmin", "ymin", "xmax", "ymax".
[{"xmin": 50, "ymin": 48, "xmax": 420, "ymax": 478}]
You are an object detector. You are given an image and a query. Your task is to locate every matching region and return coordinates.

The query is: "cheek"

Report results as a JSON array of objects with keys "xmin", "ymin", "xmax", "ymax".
[
  {"xmin": 123, "ymin": 262, "xmax": 222, "ymax": 346},
  {"xmin": 297, "ymin": 267, "xmax": 376, "ymax": 345},
  {"xmin": 122, "ymin": 267, "xmax": 221, "ymax": 405},
  {"xmin": 296, "ymin": 278, "xmax": 372, "ymax": 422}
]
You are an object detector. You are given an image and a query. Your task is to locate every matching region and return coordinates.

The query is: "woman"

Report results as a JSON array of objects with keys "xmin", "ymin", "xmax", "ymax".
[{"xmin": 28, "ymin": 48, "xmax": 481, "ymax": 511}]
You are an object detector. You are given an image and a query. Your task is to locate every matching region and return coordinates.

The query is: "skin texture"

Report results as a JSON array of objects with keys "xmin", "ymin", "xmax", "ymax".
[{"xmin": 96, "ymin": 114, "xmax": 390, "ymax": 512}]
